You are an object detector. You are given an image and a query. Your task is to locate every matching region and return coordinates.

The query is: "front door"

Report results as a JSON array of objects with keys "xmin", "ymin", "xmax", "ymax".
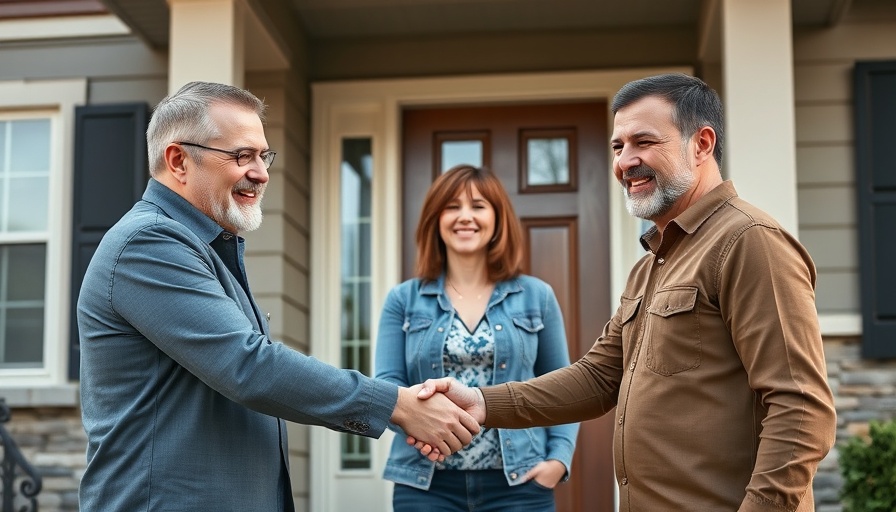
[{"xmin": 402, "ymin": 101, "xmax": 616, "ymax": 512}]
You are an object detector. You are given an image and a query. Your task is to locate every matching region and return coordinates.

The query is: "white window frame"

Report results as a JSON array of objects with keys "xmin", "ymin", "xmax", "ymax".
[{"xmin": 0, "ymin": 79, "xmax": 85, "ymax": 402}]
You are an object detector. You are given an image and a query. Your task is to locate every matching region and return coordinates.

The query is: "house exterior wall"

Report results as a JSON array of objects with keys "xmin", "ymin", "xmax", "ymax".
[
  {"xmin": 793, "ymin": 19, "xmax": 896, "ymax": 512},
  {"xmin": 0, "ymin": 30, "xmax": 166, "ymax": 511},
  {"xmin": 244, "ymin": 68, "xmax": 313, "ymax": 511},
  {"xmin": 2, "ymin": 6, "xmax": 896, "ymax": 511}
]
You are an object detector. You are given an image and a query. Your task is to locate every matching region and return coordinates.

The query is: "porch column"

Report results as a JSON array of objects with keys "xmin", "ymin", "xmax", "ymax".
[
  {"xmin": 721, "ymin": 0, "xmax": 798, "ymax": 234},
  {"xmin": 168, "ymin": 0, "xmax": 245, "ymax": 92}
]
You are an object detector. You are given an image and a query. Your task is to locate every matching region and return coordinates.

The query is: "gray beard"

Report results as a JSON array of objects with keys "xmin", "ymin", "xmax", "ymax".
[
  {"xmin": 623, "ymin": 164, "xmax": 693, "ymax": 220},
  {"xmin": 213, "ymin": 199, "xmax": 264, "ymax": 233}
]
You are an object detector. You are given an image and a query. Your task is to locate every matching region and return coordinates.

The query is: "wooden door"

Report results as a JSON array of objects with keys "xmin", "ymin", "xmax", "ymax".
[{"xmin": 402, "ymin": 102, "xmax": 616, "ymax": 512}]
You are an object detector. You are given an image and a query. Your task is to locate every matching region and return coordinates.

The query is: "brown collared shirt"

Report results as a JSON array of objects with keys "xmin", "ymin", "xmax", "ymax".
[{"xmin": 481, "ymin": 181, "xmax": 836, "ymax": 511}]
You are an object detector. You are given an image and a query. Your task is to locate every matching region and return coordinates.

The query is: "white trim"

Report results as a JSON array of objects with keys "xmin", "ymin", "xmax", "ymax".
[
  {"xmin": 0, "ymin": 14, "xmax": 130, "ymax": 42},
  {"xmin": 818, "ymin": 313, "xmax": 861, "ymax": 337},
  {"xmin": 0, "ymin": 79, "xmax": 87, "ymax": 389},
  {"xmin": 310, "ymin": 67, "xmax": 690, "ymax": 512}
]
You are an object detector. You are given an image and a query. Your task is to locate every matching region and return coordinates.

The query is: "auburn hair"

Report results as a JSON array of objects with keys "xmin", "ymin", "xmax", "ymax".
[{"xmin": 415, "ymin": 165, "xmax": 523, "ymax": 282}]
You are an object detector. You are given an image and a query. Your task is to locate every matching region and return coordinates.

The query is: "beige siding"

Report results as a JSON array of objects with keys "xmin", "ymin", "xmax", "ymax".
[
  {"xmin": 793, "ymin": 21, "xmax": 896, "ymax": 319},
  {"xmin": 245, "ymin": 68, "xmax": 313, "ymax": 512}
]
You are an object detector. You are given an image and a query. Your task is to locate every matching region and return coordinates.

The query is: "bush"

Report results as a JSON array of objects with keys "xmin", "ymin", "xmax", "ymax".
[{"xmin": 839, "ymin": 419, "xmax": 896, "ymax": 512}]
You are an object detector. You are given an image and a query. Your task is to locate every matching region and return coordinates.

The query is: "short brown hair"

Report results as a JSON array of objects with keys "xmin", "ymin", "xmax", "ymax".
[{"xmin": 415, "ymin": 165, "xmax": 523, "ymax": 281}]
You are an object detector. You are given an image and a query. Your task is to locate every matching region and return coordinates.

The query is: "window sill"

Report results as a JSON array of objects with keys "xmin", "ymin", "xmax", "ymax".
[{"xmin": 0, "ymin": 384, "xmax": 79, "ymax": 408}]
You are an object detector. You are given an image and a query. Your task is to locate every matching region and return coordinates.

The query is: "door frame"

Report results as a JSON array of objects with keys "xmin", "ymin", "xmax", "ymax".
[{"xmin": 309, "ymin": 66, "xmax": 691, "ymax": 511}]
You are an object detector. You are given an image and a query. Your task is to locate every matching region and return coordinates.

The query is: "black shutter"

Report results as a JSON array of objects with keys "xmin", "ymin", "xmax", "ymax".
[
  {"xmin": 855, "ymin": 61, "xmax": 896, "ymax": 359},
  {"xmin": 69, "ymin": 103, "xmax": 149, "ymax": 379}
]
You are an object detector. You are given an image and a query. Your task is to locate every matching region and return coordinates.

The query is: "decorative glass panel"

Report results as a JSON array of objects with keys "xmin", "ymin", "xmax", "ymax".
[
  {"xmin": 434, "ymin": 131, "xmax": 490, "ymax": 177},
  {"xmin": 440, "ymin": 140, "xmax": 482, "ymax": 172},
  {"xmin": 339, "ymin": 138, "xmax": 373, "ymax": 470},
  {"xmin": 527, "ymin": 138, "xmax": 569, "ymax": 185},
  {"xmin": 0, "ymin": 244, "xmax": 46, "ymax": 369},
  {"xmin": 519, "ymin": 128, "xmax": 577, "ymax": 193}
]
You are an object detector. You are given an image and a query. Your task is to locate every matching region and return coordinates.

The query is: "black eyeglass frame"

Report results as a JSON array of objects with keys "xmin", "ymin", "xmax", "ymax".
[{"xmin": 176, "ymin": 141, "xmax": 277, "ymax": 169}]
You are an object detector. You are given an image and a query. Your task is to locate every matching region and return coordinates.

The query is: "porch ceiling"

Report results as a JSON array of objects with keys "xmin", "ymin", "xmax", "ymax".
[{"xmin": 100, "ymin": 0, "xmax": 892, "ymax": 49}]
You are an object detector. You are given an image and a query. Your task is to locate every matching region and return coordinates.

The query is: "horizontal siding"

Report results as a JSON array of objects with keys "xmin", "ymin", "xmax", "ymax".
[
  {"xmin": 0, "ymin": 36, "xmax": 165, "ymax": 82},
  {"xmin": 796, "ymin": 145, "xmax": 853, "ymax": 185},
  {"xmin": 790, "ymin": 23, "xmax": 896, "ymax": 320},
  {"xmin": 798, "ymin": 187, "xmax": 856, "ymax": 227},
  {"xmin": 815, "ymin": 270, "xmax": 860, "ymax": 313},
  {"xmin": 800, "ymin": 227, "xmax": 857, "ymax": 270}
]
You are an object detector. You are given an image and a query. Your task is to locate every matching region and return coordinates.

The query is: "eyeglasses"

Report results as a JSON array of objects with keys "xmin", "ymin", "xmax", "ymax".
[{"xmin": 176, "ymin": 141, "xmax": 277, "ymax": 169}]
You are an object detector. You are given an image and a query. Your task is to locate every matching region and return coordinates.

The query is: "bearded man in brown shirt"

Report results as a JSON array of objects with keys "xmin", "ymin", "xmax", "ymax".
[{"xmin": 413, "ymin": 73, "xmax": 837, "ymax": 511}]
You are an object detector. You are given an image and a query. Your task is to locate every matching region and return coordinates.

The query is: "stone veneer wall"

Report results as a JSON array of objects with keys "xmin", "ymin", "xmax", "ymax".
[
  {"xmin": 5, "ymin": 407, "xmax": 84, "ymax": 511},
  {"xmin": 2, "ymin": 337, "xmax": 895, "ymax": 511},
  {"xmin": 815, "ymin": 336, "xmax": 896, "ymax": 512}
]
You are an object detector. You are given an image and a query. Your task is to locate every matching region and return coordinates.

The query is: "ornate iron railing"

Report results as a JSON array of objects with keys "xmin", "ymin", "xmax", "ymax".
[{"xmin": 0, "ymin": 399, "xmax": 41, "ymax": 512}]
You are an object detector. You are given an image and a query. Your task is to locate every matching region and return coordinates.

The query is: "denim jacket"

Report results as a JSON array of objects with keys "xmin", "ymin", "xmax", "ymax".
[{"xmin": 375, "ymin": 274, "xmax": 579, "ymax": 489}]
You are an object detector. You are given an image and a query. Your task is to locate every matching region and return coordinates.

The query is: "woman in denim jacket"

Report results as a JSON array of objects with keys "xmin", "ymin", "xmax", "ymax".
[{"xmin": 375, "ymin": 165, "xmax": 579, "ymax": 511}]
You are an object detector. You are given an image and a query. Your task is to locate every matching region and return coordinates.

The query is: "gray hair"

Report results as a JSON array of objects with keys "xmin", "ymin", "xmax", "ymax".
[
  {"xmin": 611, "ymin": 73, "xmax": 724, "ymax": 168},
  {"xmin": 146, "ymin": 81, "xmax": 267, "ymax": 177}
]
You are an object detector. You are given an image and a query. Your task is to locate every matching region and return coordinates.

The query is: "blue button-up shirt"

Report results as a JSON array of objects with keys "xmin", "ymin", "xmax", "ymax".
[{"xmin": 78, "ymin": 179, "xmax": 398, "ymax": 511}]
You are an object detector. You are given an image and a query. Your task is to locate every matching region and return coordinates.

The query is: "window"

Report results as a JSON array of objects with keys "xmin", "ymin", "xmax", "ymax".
[
  {"xmin": 0, "ymin": 118, "xmax": 52, "ymax": 370},
  {"xmin": 339, "ymin": 138, "xmax": 372, "ymax": 469},
  {"xmin": 0, "ymin": 79, "xmax": 85, "ymax": 392}
]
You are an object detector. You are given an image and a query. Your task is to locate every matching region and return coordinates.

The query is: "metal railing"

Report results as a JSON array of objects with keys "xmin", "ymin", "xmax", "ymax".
[{"xmin": 0, "ymin": 399, "xmax": 42, "ymax": 512}]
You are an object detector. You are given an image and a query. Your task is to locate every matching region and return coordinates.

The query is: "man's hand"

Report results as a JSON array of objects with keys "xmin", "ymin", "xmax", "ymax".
[
  {"xmin": 404, "ymin": 378, "xmax": 487, "ymax": 457},
  {"xmin": 390, "ymin": 384, "xmax": 480, "ymax": 460},
  {"xmin": 416, "ymin": 377, "xmax": 487, "ymax": 424}
]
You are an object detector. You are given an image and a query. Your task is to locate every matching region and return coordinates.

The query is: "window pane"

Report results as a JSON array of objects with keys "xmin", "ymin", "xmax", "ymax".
[
  {"xmin": 2, "ymin": 307, "xmax": 44, "ymax": 367},
  {"xmin": 1, "ymin": 244, "xmax": 47, "ymax": 369},
  {"xmin": 5, "ymin": 244, "xmax": 46, "ymax": 301},
  {"xmin": 527, "ymin": 138, "xmax": 569, "ymax": 185},
  {"xmin": 441, "ymin": 140, "xmax": 482, "ymax": 172},
  {"xmin": 0, "ymin": 121, "xmax": 6, "ymax": 166},
  {"xmin": 10, "ymin": 119, "xmax": 51, "ymax": 173},
  {"xmin": 8, "ymin": 177, "xmax": 49, "ymax": 231}
]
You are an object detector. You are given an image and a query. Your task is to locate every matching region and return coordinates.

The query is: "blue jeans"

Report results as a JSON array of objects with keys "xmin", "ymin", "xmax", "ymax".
[{"xmin": 393, "ymin": 469, "xmax": 555, "ymax": 512}]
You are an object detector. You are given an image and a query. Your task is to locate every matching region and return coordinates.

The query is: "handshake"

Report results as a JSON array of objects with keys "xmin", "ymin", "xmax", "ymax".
[{"xmin": 389, "ymin": 378, "xmax": 487, "ymax": 461}]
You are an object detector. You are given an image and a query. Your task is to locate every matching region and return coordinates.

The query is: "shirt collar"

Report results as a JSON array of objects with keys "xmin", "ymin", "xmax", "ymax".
[
  {"xmin": 639, "ymin": 180, "xmax": 738, "ymax": 253},
  {"xmin": 142, "ymin": 178, "xmax": 228, "ymax": 244}
]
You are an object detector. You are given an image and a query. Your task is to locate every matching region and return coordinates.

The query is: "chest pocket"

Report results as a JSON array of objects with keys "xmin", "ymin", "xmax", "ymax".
[
  {"xmin": 402, "ymin": 316, "xmax": 433, "ymax": 333},
  {"xmin": 645, "ymin": 286, "xmax": 700, "ymax": 376},
  {"xmin": 512, "ymin": 315, "xmax": 544, "ymax": 363}
]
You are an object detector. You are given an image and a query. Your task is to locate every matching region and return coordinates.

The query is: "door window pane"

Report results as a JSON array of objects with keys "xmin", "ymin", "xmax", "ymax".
[
  {"xmin": 526, "ymin": 138, "xmax": 570, "ymax": 185},
  {"xmin": 339, "ymin": 138, "xmax": 372, "ymax": 470},
  {"xmin": 434, "ymin": 131, "xmax": 490, "ymax": 176},
  {"xmin": 441, "ymin": 140, "xmax": 482, "ymax": 172},
  {"xmin": 519, "ymin": 128, "xmax": 577, "ymax": 193}
]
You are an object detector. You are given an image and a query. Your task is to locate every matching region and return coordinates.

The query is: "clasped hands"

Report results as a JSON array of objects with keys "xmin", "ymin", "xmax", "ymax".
[
  {"xmin": 390, "ymin": 378, "xmax": 485, "ymax": 462},
  {"xmin": 392, "ymin": 378, "xmax": 569, "ymax": 488}
]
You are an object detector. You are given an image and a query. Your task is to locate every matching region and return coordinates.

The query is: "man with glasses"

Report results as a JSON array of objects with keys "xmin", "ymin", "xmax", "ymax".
[{"xmin": 77, "ymin": 81, "xmax": 479, "ymax": 512}]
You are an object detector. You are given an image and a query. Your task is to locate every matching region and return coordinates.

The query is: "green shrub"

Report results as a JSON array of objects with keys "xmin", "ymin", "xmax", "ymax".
[{"xmin": 839, "ymin": 419, "xmax": 896, "ymax": 512}]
